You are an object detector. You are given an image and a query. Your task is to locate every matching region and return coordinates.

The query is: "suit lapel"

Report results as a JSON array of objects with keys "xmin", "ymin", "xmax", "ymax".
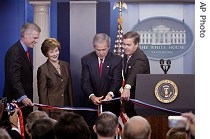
[
  {"xmin": 92, "ymin": 57, "xmax": 102, "ymax": 93},
  {"xmin": 124, "ymin": 48, "xmax": 140, "ymax": 75},
  {"xmin": 47, "ymin": 60, "xmax": 62, "ymax": 78},
  {"xmin": 17, "ymin": 43, "xmax": 32, "ymax": 69},
  {"xmin": 101, "ymin": 57, "xmax": 110, "ymax": 78}
]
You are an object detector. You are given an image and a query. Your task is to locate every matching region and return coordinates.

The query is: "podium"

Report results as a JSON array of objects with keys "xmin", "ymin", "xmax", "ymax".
[{"xmin": 134, "ymin": 74, "xmax": 195, "ymax": 116}]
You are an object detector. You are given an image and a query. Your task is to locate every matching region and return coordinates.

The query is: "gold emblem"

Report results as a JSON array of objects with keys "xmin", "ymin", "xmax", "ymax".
[{"xmin": 155, "ymin": 80, "xmax": 178, "ymax": 103}]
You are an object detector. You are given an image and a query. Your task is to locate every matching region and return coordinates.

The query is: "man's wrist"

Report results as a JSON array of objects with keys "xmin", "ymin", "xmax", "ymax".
[
  {"xmin": 124, "ymin": 84, "xmax": 131, "ymax": 90},
  {"xmin": 11, "ymin": 122, "xmax": 18, "ymax": 128}
]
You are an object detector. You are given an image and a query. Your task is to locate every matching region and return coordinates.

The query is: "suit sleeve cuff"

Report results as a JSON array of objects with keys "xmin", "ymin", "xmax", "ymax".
[
  {"xmin": 89, "ymin": 94, "xmax": 95, "ymax": 99},
  {"xmin": 108, "ymin": 92, "xmax": 114, "ymax": 97},
  {"xmin": 124, "ymin": 84, "xmax": 131, "ymax": 90},
  {"xmin": 17, "ymin": 95, "xmax": 27, "ymax": 103},
  {"xmin": 11, "ymin": 127, "xmax": 20, "ymax": 134}
]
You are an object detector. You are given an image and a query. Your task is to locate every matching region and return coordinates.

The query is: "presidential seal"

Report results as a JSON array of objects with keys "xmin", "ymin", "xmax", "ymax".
[{"xmin": 155, "ymin": 80, "xmax": 178, "ymax": 103}]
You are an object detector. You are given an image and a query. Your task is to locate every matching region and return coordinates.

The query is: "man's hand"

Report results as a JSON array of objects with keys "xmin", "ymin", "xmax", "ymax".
[
  {"xmin": 102, "ymin": 94, "xmax": 113, "ymax": 103},
  {"xmin": 9, "ymin": 109, "xmax": 19, "ymax": 129},
  {"xmin": 22, "ymin": 97, "xmax": 33, "ymax": 106},
  {"xmin": 90, "ymin": 95, "xmax": 104, "ymax": 105},
  {"xmin": 121, "ymin": 88, "xmax": 130, "ymax": 101},
  {"xmin": 182, "ymin": 112, "xmax": 195, "ymax": 137}
]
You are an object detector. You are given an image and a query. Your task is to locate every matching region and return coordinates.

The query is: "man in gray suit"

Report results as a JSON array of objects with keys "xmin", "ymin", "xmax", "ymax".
[{"xmin": 121, "ymin": 31, "xmax": 150, "ymax": 118}]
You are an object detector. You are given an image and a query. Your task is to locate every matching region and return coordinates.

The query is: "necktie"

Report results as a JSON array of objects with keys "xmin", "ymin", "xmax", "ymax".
[
  {"xmin": 99, "ymin": 59, "xmax": 103, "ymax": 77},
  {"xmin": 26, "ymin": 51, "xmax": 30, "ymax": 62},
  {"xmin": 124, "ymin": 56, "xmax": 131, "ymax": 74}
]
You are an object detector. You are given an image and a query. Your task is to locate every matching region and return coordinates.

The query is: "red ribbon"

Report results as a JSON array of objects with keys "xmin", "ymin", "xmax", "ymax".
[{"xmin": 12, "ymin": 103, "xmax": 25, "ymax": 139}]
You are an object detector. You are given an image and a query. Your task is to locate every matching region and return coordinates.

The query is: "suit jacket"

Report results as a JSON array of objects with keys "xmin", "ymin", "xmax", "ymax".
[
  {"xmin": 81, "ymin": 51, "xmax": 122, "ymax": 125},
  {"xmin": 123, "ymin": 47, "xmax": 150, "ymax": 117},
  {"xmin": 37, "ymin": 60, "xmax": 73, "ymax": 120},
  {"xmin": 124, "ymin": 47, "xmax": 150, "ymax": 94},
  {"xmin": 3, "ymin": 40, "xmax": 33, "ymax": 125},
  {"xmin": 3, "ymin": 40, "xmax": 33, "ymax": 102}
]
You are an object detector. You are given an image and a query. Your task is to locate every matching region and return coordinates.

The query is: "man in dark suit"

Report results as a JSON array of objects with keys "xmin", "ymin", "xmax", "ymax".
[
  {"xmin": 81, "ymin": 33, "xmax": 122, "ymax": 139},
  {"xmin": 121, "ymin": 31, "xmax": 150, "ymax": 118},
  {"xmin": 3, "ymin": 22, "xmax": 41, "ymax": 124}
]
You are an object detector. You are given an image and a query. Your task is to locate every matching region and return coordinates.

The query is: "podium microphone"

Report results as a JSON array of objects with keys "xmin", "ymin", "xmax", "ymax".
[
  {"xmin": 159, "ymin": 59, "xmax": 165, "ymax": 72},
  {"xmin": 166, "ymin": 59, "xmax": 171, "ymax": 72},
  {"xmin": 160, "ymin": 59, "xmax": 164, "ymax": 65},
  {"xmin": 166, "ymin": 59, "xmax": 171, "ymax": 65},
  {"xmin": 159, "ymin": 59, "xmax": 171, "ymax": 74}
]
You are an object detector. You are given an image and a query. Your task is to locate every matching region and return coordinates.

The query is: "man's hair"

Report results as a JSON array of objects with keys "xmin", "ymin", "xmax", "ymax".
[
  {"xmin": 20, "ymin": 22, "xmax": 41, "ymax": 37},
  {"xmin": 123, "ymin": 116, "xmax": 151, "ymax": 139},
  {"xmin": 123, "ymin": 31, "xmax": 140, "ymax": 45},
  {"xmin": 93, "ymin": 33, "xmax": 111, "ymax": 48},
  {"xmin": 30, "ymin": 117, "xmax": 56, "ymax": 139},
  {"xmin": 166, "ymin": 128, "xmax": 188, "ymax": 139},
  {"xmin": 54, "ymin": 112, "xmax": 90, "ymax": 139},
  {"xmin": 95, "ymin": 111, "xmax": 119, "ymax": 137},
  {"xmin": 25, "ymin": 110, "xmax": 49, "ymax": 134}
]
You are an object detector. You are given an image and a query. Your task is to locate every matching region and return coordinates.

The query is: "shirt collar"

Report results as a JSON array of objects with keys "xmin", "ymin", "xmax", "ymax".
[
  {"xmin": 98, "ymin": 57, "xmax": 105, "ymax": 62},
  {"xmin": 20, "ymin": 40, "xmax": 28, "ymax": 52}
]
